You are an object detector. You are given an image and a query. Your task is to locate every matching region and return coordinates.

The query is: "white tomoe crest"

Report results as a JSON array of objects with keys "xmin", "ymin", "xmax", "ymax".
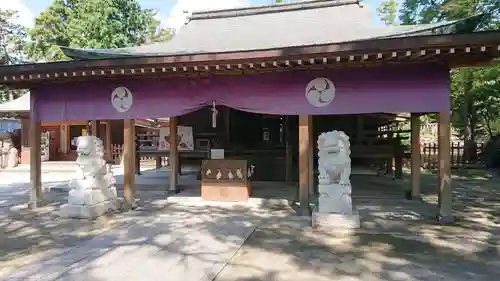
[
  {"xmin": 111, "ymin": 86, "xmax": 133, "ymax": 112},
  {"xmin": 305, "ymin": 77, "xmax": 335, "ymax": 107}
]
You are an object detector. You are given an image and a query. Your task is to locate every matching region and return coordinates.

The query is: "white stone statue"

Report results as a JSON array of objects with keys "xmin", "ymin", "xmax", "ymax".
[
  {"xmin": 7, "ymin": 146, "xmax": 19, "ymax": 168},
  {"xmin": 1, "ymin": 139, "xmax": 16, "ymax": 168},
  {"xmin": 60, "ymin": 136, "xmax": 121, "ymax": 219},
  {"xmin": 317, "ymin": 130, "xmax": 351, "ymax": 186},
  {"xmin": 313, "ymin": 130, "xmax": 359, "ymax": 230}
]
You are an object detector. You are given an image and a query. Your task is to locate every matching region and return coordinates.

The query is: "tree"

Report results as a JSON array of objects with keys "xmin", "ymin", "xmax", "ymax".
[
  {"xmin": 397, "ymin": 0, "xmax": 500, "ymax": 161},
  {"xmin": 26, "ymin": 0, "xmax": 173, "ymax": 62},
  {"xmin": 146, "ymin": 15, "xmax": 174, "ymax": 44},
  {"xmin": 377, "ymin": 0, "xmax": 399, "ymax": 25},
  {"xmin": 0, "ymin": 9, "xmax": 27, "ymax": 102}
]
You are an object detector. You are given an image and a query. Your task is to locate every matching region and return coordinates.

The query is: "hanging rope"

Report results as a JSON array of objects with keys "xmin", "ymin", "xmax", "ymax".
[{"xmin": 211, "ymin": 100, "xmax": 218, "ymax": 128}]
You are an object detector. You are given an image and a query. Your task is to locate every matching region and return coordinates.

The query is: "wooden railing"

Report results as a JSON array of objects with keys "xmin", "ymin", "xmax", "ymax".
[
  {"xmin": 111, "ymin": 144, "xmax": 168, "ymax": 165},
  {"xmin": 110, "ymin": 141, "xmax": 485, "ymax": 169},
  {"xmin": 420, "ymin": 142, "xmax": 484, "ymax": 169}
]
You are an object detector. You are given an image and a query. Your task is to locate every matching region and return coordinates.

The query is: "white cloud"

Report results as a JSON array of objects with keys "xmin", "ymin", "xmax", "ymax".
[
  {"xmin": 0, "ymin": 0, "xmax": 35, "ymax": 27},
  {"xmin": 165, "ymin": 0, "xmax": 248, "ymax": 31}
]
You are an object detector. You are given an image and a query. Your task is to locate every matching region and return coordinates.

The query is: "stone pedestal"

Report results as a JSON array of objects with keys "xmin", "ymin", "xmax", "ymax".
[
  {"xmin": 60, "ymin": 199, "xmax": 122, "ymax": 219},
  {"xmin": 60, "ymin": 188, "xmax": 122, "ymax": 219},
  {"xmin": 312, "ymin": 184, "xmax": 360, "ymax": 231},
  {"xmin": 312, "ymin": 212, "xmax": 360, "ymax": 231}
]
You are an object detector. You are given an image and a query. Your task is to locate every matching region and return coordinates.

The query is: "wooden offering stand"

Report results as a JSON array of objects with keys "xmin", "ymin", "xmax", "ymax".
[{"xmin": 201, "ymin": 159, "xmax": 252, "ymax": 202}]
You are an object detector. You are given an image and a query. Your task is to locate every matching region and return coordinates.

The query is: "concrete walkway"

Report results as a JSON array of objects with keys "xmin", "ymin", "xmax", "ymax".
[{"xmin": 1, "ymin": 204, "xmax": 282, "ymax": 281}]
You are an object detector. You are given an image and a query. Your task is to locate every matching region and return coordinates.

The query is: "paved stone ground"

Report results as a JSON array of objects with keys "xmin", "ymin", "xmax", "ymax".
[
  {"xmin": 215, "ymin": 169, "xmax": 500, "ymax": 281},
  {"xmin": 1, "ymin": 204, "xmax": 291, "ymax": 281},
  {"xmin": 0, "ymin": 163, "xmax": 291, "ymax": 280},
  {"xmin": 215, "ymin": 217, "xmax": 500, "ymax": 281},
  {"xmin": 1, "ymin": 164, "xmax": 499, "ymax": 280},
  {"xmin": 0, "ymin": 163, "xmax": 173, "ymax": 277}
]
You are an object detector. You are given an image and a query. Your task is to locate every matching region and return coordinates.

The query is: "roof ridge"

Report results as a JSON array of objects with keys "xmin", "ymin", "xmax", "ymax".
[{"xmin": 188, "ymin": 0, "xmax": 362, "ymax": 21}]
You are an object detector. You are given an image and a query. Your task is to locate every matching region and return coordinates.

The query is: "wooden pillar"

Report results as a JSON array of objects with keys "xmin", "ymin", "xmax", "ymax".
[
  {"xmin": 410, "ymin": 114, "xmax": 421, "ymax": 199},
  {"xmin": 356, "ymin": 115, "xmax": 364, "ymax": 144},
  {"xmin": 134, "ymin": 126, "xmax": 141, "ymax": 176},
  {"xmin": 394, "ymin": 143, "xmax": 404, "ymax": 179},
  {"xmin": 308, "ymin": 117, "xmax": 315, "ymax": 197},
  {"xmin": 135, "ymin": 136, "xmax": 141, "ymax": 176},
  {"xmin": 225, "ymin": 107, "xmax": 231, "ymax": 146},
  {"xmin": 29, "ymin": 116, "xmax": 42, "ymax": 208},
  {"xmin": 20, "ymin": 117, "xmax": 31, "ymax": 164},
  {"xmin": 105, "ymin": 120, "xmax": 112, "ymax": 161},
  {"xmin": 385, "ymin": 132, "xmax": 394, "ymax": 175},
  {"xmin": 90, "ymin": 120, "xmax": 100, "ymax": 137},
  {"xmin": 86, "ymin": 121, "xmax": 91, "ymax": 135},
  {"xmin": 298, "ymin": 115, "xmax": 312, "ymax": 216},
  {"xmin": 285, "ymin": 116, "xmax": 293, "ymax": 182},
  {"xmin": 437, "ymin": 111, "xmax": 453, "ymax": 223},
  {"xmin": 168, "ymin": 117, "xmax": 180, "ymax": 194},
  {"xmin": 123, "ymin": 119, "xmax": 136, "ymax": 209}
]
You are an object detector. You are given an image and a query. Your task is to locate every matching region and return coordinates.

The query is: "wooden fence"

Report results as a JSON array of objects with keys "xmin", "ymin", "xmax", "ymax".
[
  {"xmin": 110, "ymin": 142, "xmax": 485, "ymax": 169},
  {"xmin": 420, "ymin": 142, "xmax": 484, "ymax": 169},
  {"xmin": 111, "ymin": 144, "xmax": 168, "ymax": 165}
]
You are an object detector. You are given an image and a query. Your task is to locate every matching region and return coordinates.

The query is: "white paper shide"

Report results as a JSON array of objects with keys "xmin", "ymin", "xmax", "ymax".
[
  {"xmin": 60, "ymin": 136, "xmax": 121, "ymax": 219},
  {"xmin": 313, "ymin": 130, "xmax": 360, "ymax": 230}
]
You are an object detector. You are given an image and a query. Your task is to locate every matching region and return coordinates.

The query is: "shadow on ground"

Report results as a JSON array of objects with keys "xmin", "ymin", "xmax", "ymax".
[{"xmin": 0, "ymin": 169, "xmax": 499, "ymax": 281}]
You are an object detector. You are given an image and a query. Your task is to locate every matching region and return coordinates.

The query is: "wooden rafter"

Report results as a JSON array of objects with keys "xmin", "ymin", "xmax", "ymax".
[{"xmin": 0, "ymin": 31, "xmax": 499, "ymax": 87}]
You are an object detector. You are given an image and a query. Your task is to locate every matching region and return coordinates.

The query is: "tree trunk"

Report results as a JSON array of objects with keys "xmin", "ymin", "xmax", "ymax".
[{"xmin": 462, "ymin": 70, "xmax": 477, "ymax": 163}]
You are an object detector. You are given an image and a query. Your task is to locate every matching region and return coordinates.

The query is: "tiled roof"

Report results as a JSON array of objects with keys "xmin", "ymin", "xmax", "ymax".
[{"xmin": 56, "ymin": 0, "xmax": 486, "ymax": 59}]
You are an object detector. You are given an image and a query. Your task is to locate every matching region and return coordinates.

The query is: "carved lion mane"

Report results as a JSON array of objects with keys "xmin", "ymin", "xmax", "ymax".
[
  {"xmin": 317, "ymin": 130, "xmax": 351, "ymax": 186},
  {"xmin": 76, "ymin": 136, "xmax": 104, "ymax": 159}
]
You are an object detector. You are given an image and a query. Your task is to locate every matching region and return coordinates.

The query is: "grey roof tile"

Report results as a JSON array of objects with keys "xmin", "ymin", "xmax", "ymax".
[{"xmin": 60, "ymin": 0, "xmax": 483, "ymax": 60}]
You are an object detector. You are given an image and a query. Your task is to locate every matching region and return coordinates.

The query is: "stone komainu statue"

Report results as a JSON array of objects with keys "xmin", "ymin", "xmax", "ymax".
[
  {"xmin": 1, "ymin": 138, "xmax": 18, "ymax": 169},
  {"xmin": 60, "ymin": 136, "xmax": 120, "ymax": 219},
  {"xmin": 317, "ymin": 130, "xmax": 351, "ymax": 186}
]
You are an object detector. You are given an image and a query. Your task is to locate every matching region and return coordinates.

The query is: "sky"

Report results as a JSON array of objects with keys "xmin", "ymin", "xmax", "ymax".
[{"xmin": 1, "ymin": 0, "xmax": 390, "ymax": 30}]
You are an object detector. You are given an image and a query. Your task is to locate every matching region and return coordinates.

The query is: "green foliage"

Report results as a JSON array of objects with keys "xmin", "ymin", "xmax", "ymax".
[
  {"xmin": 0, "ymin": 9, "xmax": 27, "ymax": 102},
  {"xmin": 26, "ymin": 0, "xmax": 174, "ymax": 62},
  {"xmin": 378, "ymin": 0, "xmax": 500, "ymax": 143},
  {"xmin": 399, "ymin": 0, "xmax": 500, "ymax": 26},
  {"xmin": 377, "ymin": 0, "xmax": 399, "ymax": 25}
]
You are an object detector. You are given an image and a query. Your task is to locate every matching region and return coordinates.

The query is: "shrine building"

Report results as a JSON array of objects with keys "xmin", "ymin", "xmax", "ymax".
[{"xmin": 1, "ymin": 0, "xmax": 500, "ymax": 221}]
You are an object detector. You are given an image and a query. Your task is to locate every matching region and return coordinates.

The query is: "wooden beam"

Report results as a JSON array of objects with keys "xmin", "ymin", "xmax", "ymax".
[
  {"xmin": 225, "ymin": 107, "xmax": 231, "ymax": 146},
  {"xmin": 385, "ymin": 132, "xmax": 394, "ymax": 176},
  {"xmin": 410, "ymin": 113, "xmax": 421, "ymax": 199},
  {"xmin": 285, "ymin": 116, "xmax": 293, "ymax": 182},
  {"xmin": 308, "ymin": 116, "xmax": 315, "ymax": 197},
  {"xmin": 437, "ymin": 111, "xmax": 453, "ymax": 223},
  {"xmin": 123, "ymin": 119, "xmax": 136, "ymax": 209},
  {"xmin": 356, "ymin": 115, "xmax": 364, "ymax": 144},
  {"xmin": 90, "ymin": 120, "xmax": 99, "ymax": 137},
  {"xmin": 2, "ymin": 31, "xmax": 499, "ymax": 83},
  {"xmin": 168, "ymin": 117, "xmax": 180, "ymax": 194},
  {"xmin": 29, "ymin": 117, "xmax": 42, "ymax": 208},
  {"xmin": 105, "ymin": 120, "xmax": 112, "ymax": 161},
  {"xmin": 20, "ymin": 117, "xmax": 31, "ymax": 164},
  {"xmin": 135, "ymin": 130, "xmax": 141, "ymax": 176},
  {"xmin": 298, "ymin": 115, "xmax": 312, "ymax": 216}
]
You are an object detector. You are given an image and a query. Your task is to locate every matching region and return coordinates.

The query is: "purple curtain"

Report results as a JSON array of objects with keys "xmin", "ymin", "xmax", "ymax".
[{"xmin": 33, "ymin": 64, "xmax": 450, "ymax": 122}]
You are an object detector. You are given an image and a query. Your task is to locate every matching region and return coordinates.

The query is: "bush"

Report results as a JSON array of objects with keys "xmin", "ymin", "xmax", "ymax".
[{"xmin": 481, "ymin": 134, "xmax": 500, "ymax": 168}]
